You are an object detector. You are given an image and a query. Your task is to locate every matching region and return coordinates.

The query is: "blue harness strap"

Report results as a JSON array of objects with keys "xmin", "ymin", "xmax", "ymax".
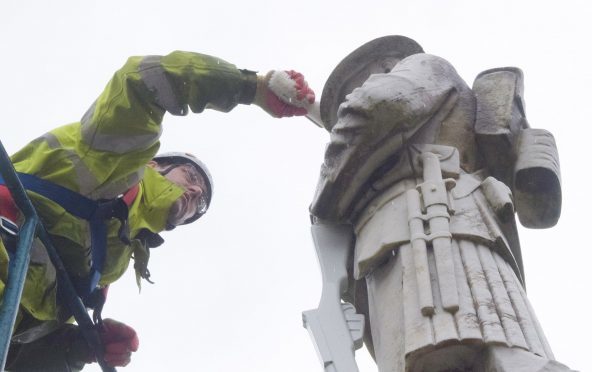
[{"xmin": 0, "ymin": 172, "xmax": 133, "ymax": 301}]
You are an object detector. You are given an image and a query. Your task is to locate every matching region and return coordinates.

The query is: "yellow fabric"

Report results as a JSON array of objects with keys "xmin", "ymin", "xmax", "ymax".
[{"xmin": 1, "ymin": 51, "xmax": 254, "ymax": 324}]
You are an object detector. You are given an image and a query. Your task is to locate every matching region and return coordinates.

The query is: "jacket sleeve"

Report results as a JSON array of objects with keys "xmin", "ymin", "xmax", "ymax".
[
  {"xmin": 6, "ymin": 324, "xmax": 89, "ymax": 371},
  {"xmin": 80, "ymin": 51, "xmax": 258, "ymax": 154}
]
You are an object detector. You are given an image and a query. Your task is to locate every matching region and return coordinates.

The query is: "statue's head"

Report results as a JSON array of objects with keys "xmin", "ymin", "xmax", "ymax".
[{"xmin": 320, "ymin": 35, "xmax": 424, "ymax": 131}]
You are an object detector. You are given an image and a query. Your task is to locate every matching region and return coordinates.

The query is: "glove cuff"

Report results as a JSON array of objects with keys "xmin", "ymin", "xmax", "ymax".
[{"xmin": 238, "ymin": 69, "xmax": 258, "ymax": 104}]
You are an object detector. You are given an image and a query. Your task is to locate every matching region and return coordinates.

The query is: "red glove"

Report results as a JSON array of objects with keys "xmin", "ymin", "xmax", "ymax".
[
  {"xmin": 99, "ymin": 318, "xmax": 139, "ymax": 367},
  {"xmin": 258, "ymin": 70, "xmax": 316, "ymax": 118}
]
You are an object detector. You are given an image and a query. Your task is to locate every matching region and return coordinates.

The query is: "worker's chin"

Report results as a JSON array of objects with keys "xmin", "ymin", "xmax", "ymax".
[
  {"xmin": 167, "ymin": 198, "xmax": 196, "ymax": 227},
  {"xmin": 166, "ymin": 203, "xmax": 186, "ymax": 227}
]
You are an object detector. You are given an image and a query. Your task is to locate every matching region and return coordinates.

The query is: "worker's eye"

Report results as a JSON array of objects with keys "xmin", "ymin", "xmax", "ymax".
[
  {"xmin": 189, "ymin": 173, "xmax": 199, "ymax": 183},
  {"xmin": 183, "ymin": 167, "xmax": 198, "ymax": 182}
]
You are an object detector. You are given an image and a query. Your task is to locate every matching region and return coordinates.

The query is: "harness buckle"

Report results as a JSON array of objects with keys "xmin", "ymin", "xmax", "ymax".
[{"xmin": 0, "ymin": 216, "xmax": 19, "ymax": 236}]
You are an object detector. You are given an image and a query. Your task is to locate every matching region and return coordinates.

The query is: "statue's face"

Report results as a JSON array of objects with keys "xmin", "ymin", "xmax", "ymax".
[
  {"xmin": 339, "ymin": 57, "xmax": 402, "ymax": 106},
  {"xmin": 322, "ymin": 56, "xmax": 406, "ymax": 130},
  {"xmin": 160, "ymin": 163, "xmax": 208, "ymax": 226}
]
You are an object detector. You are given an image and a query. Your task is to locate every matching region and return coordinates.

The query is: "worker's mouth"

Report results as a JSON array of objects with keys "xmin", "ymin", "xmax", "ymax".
[
  {"xmin": 178, "ymin": 193, "xmax": 196, "ymax": 217},
  {"xmin": 177, "ymin": 194, "xmax": 189, "ymax": 213}
]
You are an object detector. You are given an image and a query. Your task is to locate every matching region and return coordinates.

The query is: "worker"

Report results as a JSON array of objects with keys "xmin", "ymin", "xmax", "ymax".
[{"xmin": 0, "ymin": 51, "xmax": 315, "ymax": 370}]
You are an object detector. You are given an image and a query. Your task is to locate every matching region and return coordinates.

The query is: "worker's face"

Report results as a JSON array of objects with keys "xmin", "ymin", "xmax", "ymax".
[{"xmin": 160, "ymin": 164, "xmax": 208, "ymax": 226}]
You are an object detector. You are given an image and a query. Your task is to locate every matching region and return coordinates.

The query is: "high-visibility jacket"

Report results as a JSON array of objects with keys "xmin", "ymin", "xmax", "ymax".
[{"xmin": 0, "ymin": 51, "xmax": 258, "ymax": 324}]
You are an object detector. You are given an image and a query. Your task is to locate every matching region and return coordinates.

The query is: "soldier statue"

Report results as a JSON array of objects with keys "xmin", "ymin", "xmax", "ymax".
[{"xmin": 303, "ymin": 36, "xmax": 572, "ymax": 372}]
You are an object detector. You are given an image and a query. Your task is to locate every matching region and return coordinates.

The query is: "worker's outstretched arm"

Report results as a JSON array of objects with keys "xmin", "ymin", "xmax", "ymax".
[{"xmin": 81, "ymin": 51, "xmax": 313, "ymax": 155}]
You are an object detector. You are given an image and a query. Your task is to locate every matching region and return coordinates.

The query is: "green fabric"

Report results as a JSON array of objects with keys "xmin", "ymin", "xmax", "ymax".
[{"xmin": 2, "ymin": 51, "xmax": 255, "ymax": 325}]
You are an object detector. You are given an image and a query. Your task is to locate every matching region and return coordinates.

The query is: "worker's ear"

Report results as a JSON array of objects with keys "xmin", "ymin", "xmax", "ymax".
[{"xmin": 147, "ymin": 160, "xmax": 158, "ymax": 168}]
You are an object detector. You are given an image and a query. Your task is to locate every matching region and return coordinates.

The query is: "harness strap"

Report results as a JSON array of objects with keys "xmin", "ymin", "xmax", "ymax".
[{"xmin": 0, "ymin": 173, "xmax": 139, "ymax": 302}]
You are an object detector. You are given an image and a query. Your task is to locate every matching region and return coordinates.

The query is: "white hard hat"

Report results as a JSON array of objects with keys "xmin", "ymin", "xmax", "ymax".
[{"xmin": 153, "ymin": 151, "xmax": 213, "ymax": 223}]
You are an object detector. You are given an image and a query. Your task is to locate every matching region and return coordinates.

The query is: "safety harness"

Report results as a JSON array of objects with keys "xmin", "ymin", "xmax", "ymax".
[{"xmin": 0, "ymin": 173, "xmax": 138, "ymax": 308}]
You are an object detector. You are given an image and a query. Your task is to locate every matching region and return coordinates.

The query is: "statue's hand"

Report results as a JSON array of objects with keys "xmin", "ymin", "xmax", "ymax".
[{"xmin": 254, "ymin": 70, "xmax": 315, "ymax": 118}]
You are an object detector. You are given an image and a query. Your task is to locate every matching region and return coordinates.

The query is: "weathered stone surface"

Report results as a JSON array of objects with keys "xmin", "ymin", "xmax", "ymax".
[{"xmin": 309, "ymin": 36, "xmax": 569, "ymax": 372}]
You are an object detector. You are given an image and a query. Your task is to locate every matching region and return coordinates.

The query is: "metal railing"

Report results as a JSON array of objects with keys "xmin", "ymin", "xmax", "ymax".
[{"xmin": 0, "ymin": 140, "xmax": 115, "ymax": 371}]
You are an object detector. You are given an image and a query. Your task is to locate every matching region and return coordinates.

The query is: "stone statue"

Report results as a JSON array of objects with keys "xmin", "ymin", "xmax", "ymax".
[{"xmin": 304, "ymin": 36, "xmax": 571, "ymax": 372}]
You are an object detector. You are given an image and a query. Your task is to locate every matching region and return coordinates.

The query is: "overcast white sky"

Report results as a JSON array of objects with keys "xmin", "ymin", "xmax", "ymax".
[{"xmin": 1, "ymin": 1, "xmax": 591, "ymax": 371}]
